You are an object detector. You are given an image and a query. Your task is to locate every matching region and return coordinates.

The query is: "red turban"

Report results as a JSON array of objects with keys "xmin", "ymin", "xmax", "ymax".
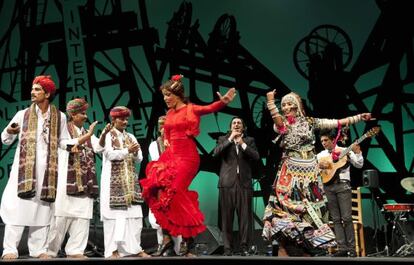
[
  {"xmin": 32, "ymin": 75, "xmax": 56, "ymax": 95},
  {"xmin": 110, "ymin": 106, "xmax": 131, "ymax": 118},
  {"xmin": 66, "ymin": 98, "xmax": 89, "ymax": 114}
]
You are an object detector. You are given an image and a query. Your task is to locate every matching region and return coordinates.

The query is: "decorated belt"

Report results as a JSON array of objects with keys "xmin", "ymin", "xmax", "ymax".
[{"xmin": 286, "ymin": 149, "xmax": 315, "ymax": 159}]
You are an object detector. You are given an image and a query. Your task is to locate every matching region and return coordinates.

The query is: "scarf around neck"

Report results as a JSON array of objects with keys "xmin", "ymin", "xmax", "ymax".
[
  {"xmin": 66, "ymin": 122, "xmax": 98, "ymax": 198},
  {"xmin": 109, "ymin": 129, "xmax": 142, "ymax": 209},
  {"xmin": 17, "ymin": 103, "xmax": 60, "ymax": 202}
]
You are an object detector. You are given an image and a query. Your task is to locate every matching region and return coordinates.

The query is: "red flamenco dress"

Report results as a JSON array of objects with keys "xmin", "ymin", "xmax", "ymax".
[{"xmin": 141, "ymin": 101, "xmax": 225, "ymax": 238}]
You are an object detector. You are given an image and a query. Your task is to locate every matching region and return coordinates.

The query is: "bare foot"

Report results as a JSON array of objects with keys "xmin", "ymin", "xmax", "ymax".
[
  {"xmin": 278, "ymin": 246, "xmax": 289, "ymax": 257},
  {"xmin": 2, "ymin": 253, "xmax": 17, "ymax": 260},
  {"xmin": 107, "ymin": 251, "xmax": 120, "ymax": 259},
  {"xmin": 136, "ymin": 251, "xmax": 151, "ymax": 258},
  {"xmin": 38, "ymin": 253, "xmax": 50, "ymax": 259},
  {"xmin": 184, "ymin": 252, "xmax": 196, "ymax": 257},
  {"xmin": 67, "ymin": 254, "xmax": 87, "ymax": 258}
]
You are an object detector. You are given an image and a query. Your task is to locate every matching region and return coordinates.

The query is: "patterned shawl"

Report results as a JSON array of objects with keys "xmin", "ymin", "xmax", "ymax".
[
  {"xmin": 66, "ymin": 122, "xmax": 98, "ymax": 198},
  {"xmin": 17, "ymin": 103, "xmax": 60, "ymax": 202},
  {"xmin": 109, "ymin": 130, "xmax": 142, "ymax": 209}
]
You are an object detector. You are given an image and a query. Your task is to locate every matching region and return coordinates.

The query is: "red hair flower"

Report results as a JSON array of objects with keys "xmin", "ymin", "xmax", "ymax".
[{"xmin": 171, "ymin": 74, "xmax": 183, "ymax": 81}]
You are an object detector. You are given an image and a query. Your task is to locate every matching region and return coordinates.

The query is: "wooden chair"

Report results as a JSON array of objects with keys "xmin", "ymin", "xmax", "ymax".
[{"xmin": 351, "ymin": 187, "xmax": 366, "ymax": 256}]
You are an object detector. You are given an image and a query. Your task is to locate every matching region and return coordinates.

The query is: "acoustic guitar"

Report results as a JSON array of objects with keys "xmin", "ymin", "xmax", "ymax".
[{"xmin": 320, "ymin": 126, "xmax": 380, "ymax": 184}]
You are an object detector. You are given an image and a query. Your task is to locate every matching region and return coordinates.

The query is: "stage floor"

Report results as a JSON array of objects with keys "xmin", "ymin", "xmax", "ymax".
[
  {"xmin": 1, "ymin": 225, "xmax": 413, "ymax": 264},
  {"xmin": 4, "ymin": 255, "xmax": 414, "ymax": 265}
]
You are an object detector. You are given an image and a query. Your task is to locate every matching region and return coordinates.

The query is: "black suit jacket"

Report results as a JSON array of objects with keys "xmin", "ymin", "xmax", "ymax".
[{"xmin": 213, "ymin": 135, "xmax": 260, "ymax": 189}]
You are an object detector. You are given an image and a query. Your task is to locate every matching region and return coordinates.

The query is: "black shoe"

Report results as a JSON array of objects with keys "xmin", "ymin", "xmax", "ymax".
[
  {"xmin": 162, "ymin": 247, "xmax": 177, "ymax": 257},
  {"xmin": 250, "ymin": 245, "xmax": 258, "ymax": 256},
  {"xmin": 332, "ymin": 250, "xmax": 348, "ymax": 257},
  {"xmin": 181, "ymin": 238, "xmax": 196, "ymax": 257},
  {"xmin": 223, "ymin": 249, "xmax": 233, "ymax": 256},
  {"xmin": 179, "ymin": 241, "xmax": 188, "ymax": 256},
  {"xmin": 240, "ymin": 248, "xmax": 250, "ymax": 256},
  {"xmin": 152, "ymin": 240, "xmax": 173, "ymax": 257},
  {"xmin": 151, "ymin": 245, "xmax": 163, "ymax": 256},
  {"xmin": 241, "ymin": 250, "xmax": 250, "ymax": 256}
]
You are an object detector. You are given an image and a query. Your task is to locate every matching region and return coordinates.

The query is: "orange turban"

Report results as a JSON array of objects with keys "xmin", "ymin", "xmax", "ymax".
[{"xmin": 32, "ymin": 75, "xmax": 56, "ymax": 95}]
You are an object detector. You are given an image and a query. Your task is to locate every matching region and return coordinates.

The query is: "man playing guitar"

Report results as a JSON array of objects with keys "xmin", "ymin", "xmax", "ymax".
[{"xmin": 317, "ymin": 129, "xmax": 364, "ymax": 257}]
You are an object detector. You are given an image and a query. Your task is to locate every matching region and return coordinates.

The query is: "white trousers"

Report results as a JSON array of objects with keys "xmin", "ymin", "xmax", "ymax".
[
  {"xmin": 103, "ymin": 218, "xmax": 143, "ymax": 258},
  {"xmin": 2, "ymin": 224, "xmax": 48, "ymax": 258},
  {"xmin": 148, "ymin": 209, "xmax": 182, "ymax": 255},
  {"xmin": 47, "ymin": 216, "xmax": 90, "ymax": 257},
  {"xmin": 148, "ymin": 210, "xmax": 163, "ymax": 244}
]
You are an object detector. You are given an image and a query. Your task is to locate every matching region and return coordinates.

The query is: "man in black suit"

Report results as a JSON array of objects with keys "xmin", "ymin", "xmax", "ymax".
[{"xmin": 213, "ymin": 117, "xmax": 260, "ymax": 256}]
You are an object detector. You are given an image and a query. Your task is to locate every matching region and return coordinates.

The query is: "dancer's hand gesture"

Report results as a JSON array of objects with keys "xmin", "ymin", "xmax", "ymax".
[{"xmin": 217, "ymin": 87, "xmax": 236, "ymax": 104}]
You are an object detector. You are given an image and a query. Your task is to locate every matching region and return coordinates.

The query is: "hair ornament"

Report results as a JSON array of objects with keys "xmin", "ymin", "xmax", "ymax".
[{"xmin": 171, "ymin": 74, "xmax": 183, "ymax": 82}]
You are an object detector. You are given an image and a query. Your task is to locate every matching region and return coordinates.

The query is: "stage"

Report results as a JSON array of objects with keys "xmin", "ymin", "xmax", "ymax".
[
  {"xmin": 2, "ymin": 225, "xmax": 413, "ymax": 264},
  {"xmin": 5, "ymin": 255, "xmax": 414, "ymax": 265}
]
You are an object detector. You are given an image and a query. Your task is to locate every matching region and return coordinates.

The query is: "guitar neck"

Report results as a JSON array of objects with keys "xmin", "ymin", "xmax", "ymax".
[{"xmin": 338, "ymin": 134, "xmax": 367, "ymax": 159}]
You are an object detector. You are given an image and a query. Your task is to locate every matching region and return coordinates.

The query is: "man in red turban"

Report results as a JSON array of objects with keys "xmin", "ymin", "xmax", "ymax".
[
  {"xmin": 32, "ymin": 75, "xmax": 57, "ymax": 100},
  {"xmin": 1, "ymin": 75, "xmax": 72, "ymax": 260},
  {"xmin": 101, "ymin": 106, "xmax": 150, "ymax": 258}
]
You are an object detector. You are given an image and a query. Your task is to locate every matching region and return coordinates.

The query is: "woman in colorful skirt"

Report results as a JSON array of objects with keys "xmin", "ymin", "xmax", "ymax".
[{"xmin": 262, "ymin": 89, "xmax": 372, "ymax": 256}]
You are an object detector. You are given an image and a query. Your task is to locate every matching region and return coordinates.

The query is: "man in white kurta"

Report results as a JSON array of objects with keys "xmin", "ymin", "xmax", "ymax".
[
  {"xmin": 47, "ymin": 98, "xmax": 110, "ymax": 258},
  {"xmin": 100, "ymin": 106, "xmax": 149, "ymax": 258},
  {"xmin": 0, "ymin": 75, "xmax": 73, "ymax": 260},
  {"xmin": 147, "ymin": 116, "xmax": 182, "ymax": 256}
]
